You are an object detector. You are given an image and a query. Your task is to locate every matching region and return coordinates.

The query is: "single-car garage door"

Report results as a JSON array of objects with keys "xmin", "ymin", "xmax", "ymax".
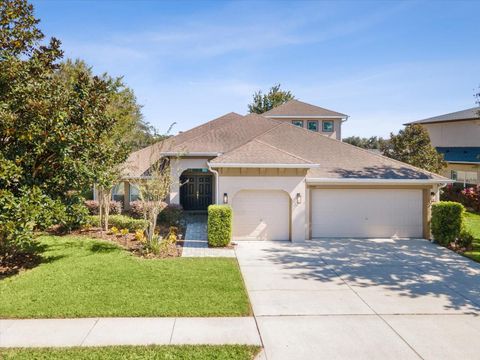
[
  {"xmin": 311, "ymin": 188, "xmax": 423, "ymax": 238},
  {"xmin": 232, "ymin": 190, "xmax": 290, "ymax": 241}
]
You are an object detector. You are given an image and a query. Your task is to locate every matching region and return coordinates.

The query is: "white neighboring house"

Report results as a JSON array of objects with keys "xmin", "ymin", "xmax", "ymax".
[{"xmin": 117, "ymin": 100, "xmax": 451, "ymax": 242}]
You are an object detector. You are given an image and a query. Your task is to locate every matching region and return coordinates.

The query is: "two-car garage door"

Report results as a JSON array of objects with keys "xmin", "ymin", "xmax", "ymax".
[{"xmin": 311, "ymin": 188, "xmax": 423, "ymax": 238}]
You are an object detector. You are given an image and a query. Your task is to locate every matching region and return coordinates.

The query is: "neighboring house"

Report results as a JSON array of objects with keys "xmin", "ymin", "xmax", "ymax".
[
  {"xmin": 119, "ymin": 100, "xmax": 451, "ymax": 242},
  {"xmin": 405, "ymin": 107, "xmax": 480, "ymax": 185}
]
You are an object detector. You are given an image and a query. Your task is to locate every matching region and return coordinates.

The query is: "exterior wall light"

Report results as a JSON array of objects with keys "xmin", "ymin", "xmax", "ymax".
[
  {"xmin": 296, "ymin": 192, "xmax": 302, "ymax": 205},
  {"xmin": 223, "ymin": 193, "xmax": 228, "ymax": 204}
]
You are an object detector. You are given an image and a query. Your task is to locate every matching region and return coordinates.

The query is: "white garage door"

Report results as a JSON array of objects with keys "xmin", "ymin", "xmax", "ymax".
[
  {"xmin": 232, "ymin": 190, "xmax": 290, "ymax": 241},
  {"xmin": 311, "ymin": 189, "xmax": 423, "ymax": 238}
]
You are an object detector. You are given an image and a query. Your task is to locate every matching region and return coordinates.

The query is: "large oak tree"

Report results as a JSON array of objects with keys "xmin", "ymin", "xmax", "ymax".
[{"xmin": 381, "ymin": 124, "xmax": 446, "ymax": 174}]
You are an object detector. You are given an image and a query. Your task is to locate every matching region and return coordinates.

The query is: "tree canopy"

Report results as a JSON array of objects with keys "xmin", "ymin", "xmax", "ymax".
[
  {"xmin": 381, "ymin": 124, "xmax": 446, "ymax": 174},
  {"xmin": 248, "ymin": 84, "xmax": 294, "ymax": 114},
  {"xmin": 0, "ymin": 0, "xmax": 146, "ymax": 254},
  {"xmin": 343, "ymin": 136, "xmax": 388, "ymax": 150}
]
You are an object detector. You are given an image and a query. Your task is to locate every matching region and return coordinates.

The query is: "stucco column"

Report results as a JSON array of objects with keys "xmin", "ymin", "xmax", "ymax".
[
  {"xmin": 123, "ymin": 182, "xmax": 131, "ymax": 210},
  {"xmin": 291, "ymin": 179, "xmax": 307, "ymax": 242}
]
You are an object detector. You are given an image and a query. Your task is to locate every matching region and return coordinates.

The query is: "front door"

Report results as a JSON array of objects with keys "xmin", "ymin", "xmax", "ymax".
[{"xmin": 180, "ymin": 175, "xmax": 213, "ymax": 211}]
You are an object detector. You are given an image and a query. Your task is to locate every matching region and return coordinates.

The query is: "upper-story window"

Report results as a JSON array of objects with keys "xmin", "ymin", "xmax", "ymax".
[
  {"xmin": 322, "ymin": 120, "xmax": 334, "ymax": 132},
  {"xmin": 292, "ymin": 120, "xmax": 304, "ymax": 128},
  {"xmin": 307, "ymin": 120, "xmax": 318, "ymax": 132}
]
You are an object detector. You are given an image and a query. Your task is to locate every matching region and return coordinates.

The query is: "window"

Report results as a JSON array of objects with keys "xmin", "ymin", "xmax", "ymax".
[
  {"xmin": 451, "ymin": 170, "xmax": 478, "ymax": 185},
  {"xmin": 112, "ymin": 182, "xmax": 125, "ymax": 203},
  {"xmin": 322, "ymin": 120, "xmax": 334, "ymax": 132},
  {"xmin": 291, "ymin": 120, "xmax": 304, "ymax": 128},
  {"xmin": 307, "ymin": 120, "xmax": 319, "ymax": 132},
  {"xmin": 129, "ymin": 184, "xmax": 140, "ymax": 202}
]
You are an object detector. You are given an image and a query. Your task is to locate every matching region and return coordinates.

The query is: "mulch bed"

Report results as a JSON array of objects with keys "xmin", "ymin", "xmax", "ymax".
[
  {"xmin": 0, "ymin": 252, "xmax": 42, "ymax": 280},
  {"xmin": 74, "ymin": 227, "xmax": 183, "ymax": 259}
]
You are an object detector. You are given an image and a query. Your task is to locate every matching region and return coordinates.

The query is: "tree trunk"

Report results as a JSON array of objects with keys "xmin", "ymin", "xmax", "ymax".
[{"xmin": 98, "ymin": 187, "xmax": 112, "ymax": 232}]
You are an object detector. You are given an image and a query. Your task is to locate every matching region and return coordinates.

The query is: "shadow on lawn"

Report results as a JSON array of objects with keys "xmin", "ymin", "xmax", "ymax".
[
  {"xmin": 0, "ymin": 242, "xmax": 65, "ymax": 280},
  {"xmin": 89, "ymin": 241, "xmax": 120, "ymax": 253},
  {"xmin": 256, "ymin": 238, "xmax": 480, "ymax": 313}
]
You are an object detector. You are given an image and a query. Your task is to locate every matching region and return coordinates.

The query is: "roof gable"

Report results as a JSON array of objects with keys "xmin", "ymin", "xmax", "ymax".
[
  {"xmin": 263, "ymin": 99, "xmax": 347, "ymax": 118},
  {"xmin": 210, "ymin": 138, "xmax": 314, "ymax": 166}
]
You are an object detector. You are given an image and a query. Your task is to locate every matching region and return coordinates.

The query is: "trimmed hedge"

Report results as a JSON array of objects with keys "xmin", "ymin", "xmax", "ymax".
[
  {"xmin": 87, "ymin": 215, "xmax": 149, "ymax": 232},
  {"xmin": 431, "ymin": 201, "xmax": 465, "ymax": 246},
  {"xmin": 208, "ymin": 205, "xmax": 232, "ymax": 247}
]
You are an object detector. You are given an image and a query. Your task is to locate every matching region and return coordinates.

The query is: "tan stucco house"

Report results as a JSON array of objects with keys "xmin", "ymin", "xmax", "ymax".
[
  {"xmin": 119, "ymin": 100, "xmax": 451, "ymax": 242},
  {"xmin": 405, "ymin": 107, "xmax": 480, "ymax": 185}
]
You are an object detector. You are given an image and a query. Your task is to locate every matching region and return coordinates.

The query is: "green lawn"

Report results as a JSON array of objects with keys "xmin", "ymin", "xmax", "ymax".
[
  {"xmin": 464, "ymin": 211, "xmax": 480, "ymax": 263},
  {"xmin": 0, "ymin": 345, "xmax": 260, "ymax": 360},
  {"xmin": 0, "ymin": 235, "xmax": 250, "ymax": 318}
]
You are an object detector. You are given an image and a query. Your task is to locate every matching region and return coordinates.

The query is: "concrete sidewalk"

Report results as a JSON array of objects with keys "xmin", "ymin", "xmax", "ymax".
[{"xmin": 0, "ymin": 317, "xmax": 261, "ymax": 348}]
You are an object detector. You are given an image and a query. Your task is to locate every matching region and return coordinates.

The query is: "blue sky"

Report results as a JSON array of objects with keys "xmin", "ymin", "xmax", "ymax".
[{"xmin": 32, "ymin": 0, "xmax": 479, "ymax": 138}]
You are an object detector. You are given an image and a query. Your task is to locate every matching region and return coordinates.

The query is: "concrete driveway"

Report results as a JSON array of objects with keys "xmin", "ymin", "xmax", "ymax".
[{"xmin": 236, "ymin": 238, "xmax": 480, "ymax": 360}]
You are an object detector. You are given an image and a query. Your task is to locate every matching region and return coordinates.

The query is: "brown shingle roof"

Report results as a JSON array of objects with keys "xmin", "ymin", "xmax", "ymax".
[
  {"xmin": 263, "ymin": 99, "xmax": 347, "ymax": 117},
  {"xmin": 210, "ymin": 138, "xmax": 314, "ymax": 165},
  {"xmin": 122, "ymin": 112, "xmax": 279, "ymax": 177},
  {"xmin": 213, "ymin": 122, "xmax": 446, "ymax": 180},
  {"xmin": 123, "ymin": 108, "xmax": 448, "ymax": 181},
  {"xmin": 169, "ymin": 113, "xmax": 279, "ymax": 154}
]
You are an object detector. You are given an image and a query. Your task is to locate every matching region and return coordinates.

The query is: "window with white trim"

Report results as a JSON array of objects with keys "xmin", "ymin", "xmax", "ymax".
[
  {"xmin": 307, "ymin": 120, "xmax": 319, "ymax": 132},
  {"xmin": 291, "ymin": 120, "xmax": 304, "ymax": 128},
  {"xmin": 322, "ymin": 120, "xmax": 334, "ymax": 132}
]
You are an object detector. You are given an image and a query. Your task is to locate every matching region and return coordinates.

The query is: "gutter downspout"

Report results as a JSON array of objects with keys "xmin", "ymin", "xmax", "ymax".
[{"xmin": 207, "ymin": 162, "xmax": 219, "ymax": 205}]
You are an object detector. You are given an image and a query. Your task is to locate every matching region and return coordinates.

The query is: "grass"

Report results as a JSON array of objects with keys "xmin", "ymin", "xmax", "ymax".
[
  {"xmin": 0, "ymin": 235, "xmax": 250, "ymax": 318},
  {"xmin": 0, "ymin": 345, "xmax": 261, "ymax": 360},
  {"xmin": 464, "ymin": 211, "xmax": 480, "ymax": 263}
]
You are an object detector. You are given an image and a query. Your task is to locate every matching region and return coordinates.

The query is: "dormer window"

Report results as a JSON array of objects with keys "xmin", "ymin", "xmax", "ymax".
[
  {"xmin": 292, "ymin": 120, "xmax": 304, "ymax": 128},
  {"xmin": 322, "ymin": 120, "xmax": 334, "ymax": 132},
  {"xmin": 307, "ymin": 120, "xmax": 318, "ymax": 132}
]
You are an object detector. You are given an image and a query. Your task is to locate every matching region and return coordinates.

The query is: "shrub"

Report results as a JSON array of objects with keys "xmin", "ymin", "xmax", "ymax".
[
  {"xmin": 0, "ymin": 187, "xmax": 62, "ymax": 256},
  {"xmin": 158, "ymin": 204, "xmax": 184, "ymax": 225},
  {"xmin": 457, "ymin": 229, "xmax": 474, "ymax": 250},
  {"xmin": 127, "ymin": 200, "xmax": 168, "ymax": 219},
  {"xmin": 441, "ymin": 184, "xmax": 480, "ymax": 212},
  {"xmin": 431, "ymin": 201, "xmax": 465, "ymax": 246},
  {"xmin": 84, "ymin": 200, "xmax": 122, "ymax": 215},
  {"xmin": 207, "ymin": 205, "xmax": 232, "ymax": 247},
  {"xmin": 87, "ymin": 215, "xmax": 149, "ymax": 232},
  {"xmin": 61, "ymin": 196, "xmax": 89, "ymax": 232}
]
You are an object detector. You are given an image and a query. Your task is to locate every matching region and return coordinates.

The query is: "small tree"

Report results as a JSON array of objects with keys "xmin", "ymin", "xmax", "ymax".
[
  {"xmin": 131, "ymin": 126, "xmax": 179, "ymax": 247},
  {"xmin": 381, "ymin": 124, "xmax": 446, "ymax": 174},
  {"xmin": 248, "ymin": 84, "xmax": 294, "ymax": 114}
]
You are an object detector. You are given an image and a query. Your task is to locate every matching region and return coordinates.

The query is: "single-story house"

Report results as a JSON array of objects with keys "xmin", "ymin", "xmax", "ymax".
[
  {"xmin": 405, "ymin": 107, "xmax": 480, "ymax": 185},
  {"xmin": 119, "ymin": 100, "xmax": 452, "ymax": 242}
]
